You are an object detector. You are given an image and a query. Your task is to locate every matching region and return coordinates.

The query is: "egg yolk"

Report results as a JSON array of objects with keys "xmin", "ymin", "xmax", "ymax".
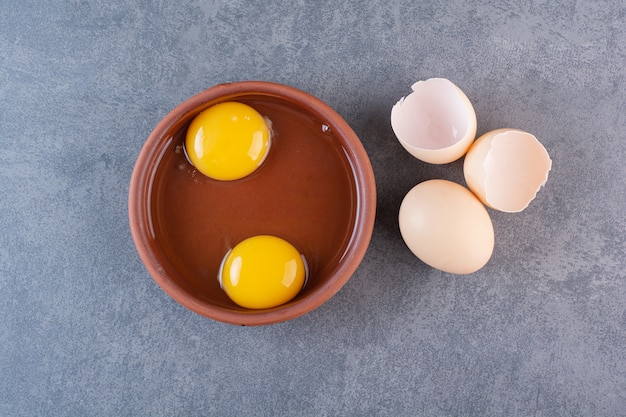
[
  {"xmin": 219, "ymin": 235, "xmax": 307, "ymax": 309},
  {"xmin": 185, "ymin": 102, "xmax": 271, "ymax": 181}
]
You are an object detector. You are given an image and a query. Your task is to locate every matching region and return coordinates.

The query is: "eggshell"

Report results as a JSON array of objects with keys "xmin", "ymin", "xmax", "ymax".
[
  {"xmin": 391, "ymin": 78, "xmax": 477, "ymax": 164},
  {"xmin": 463, "ymin": 128, "xmax": 552, "ymax": 213},
  {"xmin": 399, "ymin": 179, "xmax": 494, "ymax": 274}
]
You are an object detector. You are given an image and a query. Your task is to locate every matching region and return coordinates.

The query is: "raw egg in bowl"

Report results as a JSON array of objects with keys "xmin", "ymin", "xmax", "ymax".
[{"xmin": 129, "ymin": 81, "xmax": 376, "ymax": 326}]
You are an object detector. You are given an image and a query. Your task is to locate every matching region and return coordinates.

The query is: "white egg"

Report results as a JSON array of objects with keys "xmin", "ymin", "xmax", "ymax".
[
  {"xmin": 391, "ymin": 78, "xmax": 477, "ymax": 164},
  {"xmin": 463, "ymin": 128, "xmax": 552, "ymax": 212},
  {"xmin": 399, "ymin": 179, "xmax": 494, "ymax": 274}
]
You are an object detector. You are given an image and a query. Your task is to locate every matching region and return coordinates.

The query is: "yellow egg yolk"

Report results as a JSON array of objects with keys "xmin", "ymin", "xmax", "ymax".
[
  {"xmin": 185, "ymin": 102, "xmax": 271, "ymax": 181},
  {"xmin": 219, "ymin": 235, "xmax": 307, "ymax": 309}
]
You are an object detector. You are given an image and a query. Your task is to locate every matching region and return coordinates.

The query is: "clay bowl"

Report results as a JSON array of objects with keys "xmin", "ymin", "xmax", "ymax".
[{"xmin": 129, "ymin": 81, "xmax": 376, "ymax": 326}]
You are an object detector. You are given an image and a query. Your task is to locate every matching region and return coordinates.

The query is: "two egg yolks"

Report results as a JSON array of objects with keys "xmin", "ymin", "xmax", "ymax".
[
  {"xmin": 185, "ymin": 101, "xmax": 271, "ymax": 181},
  {"xmin": 219, "ymin": 236, "xmax": 307, "ymax": 309},
  {"xmin": 185, "ymin": 104, "xmax": 305, "ymax": 308}
]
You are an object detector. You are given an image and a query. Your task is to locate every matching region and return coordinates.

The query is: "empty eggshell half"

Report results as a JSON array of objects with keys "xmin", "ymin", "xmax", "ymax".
[
  {"xmin": 463, "ymin": 128, "xmax": 552, "ymax": 213},
  {"xmin": 399, "ymin": 179, "xmax": 494, "ymax": 274},
  {"xmin": 391, "ymin": 78, "xmax": 477, "ymax": 164}
]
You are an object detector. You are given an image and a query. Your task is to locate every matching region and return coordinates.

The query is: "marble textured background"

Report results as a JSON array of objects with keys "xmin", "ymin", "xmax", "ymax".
[{"xmin": 1, "ymin": 1, "xmax": 624, "ymax": 416}]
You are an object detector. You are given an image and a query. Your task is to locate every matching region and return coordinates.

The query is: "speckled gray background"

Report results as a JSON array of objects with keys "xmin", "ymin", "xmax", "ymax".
[{"xmin": 1, "ymin": 1, "xmax": 624, "ymax": 416}]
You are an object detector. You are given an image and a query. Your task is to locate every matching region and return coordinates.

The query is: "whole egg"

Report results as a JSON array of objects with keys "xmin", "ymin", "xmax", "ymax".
[{"xmin": 399, "ymin": 179, "xmax": 495, "ymax": 274}]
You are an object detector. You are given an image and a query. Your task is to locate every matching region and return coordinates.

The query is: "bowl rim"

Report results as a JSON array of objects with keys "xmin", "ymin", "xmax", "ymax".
[{"xmin": 128, "ymin": 81, "xmax": 377, "ymax": 325}]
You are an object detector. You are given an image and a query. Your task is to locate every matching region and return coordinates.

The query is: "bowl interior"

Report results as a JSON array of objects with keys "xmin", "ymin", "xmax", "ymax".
[{"xmin": 130, "ymin": 82, "xmax": 375, "ymax": 325}]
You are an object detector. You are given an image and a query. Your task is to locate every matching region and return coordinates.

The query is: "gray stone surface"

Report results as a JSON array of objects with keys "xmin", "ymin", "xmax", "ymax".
[{"xmin": 1, "ymin": 1, "xmax": 625, "ymax": 416}]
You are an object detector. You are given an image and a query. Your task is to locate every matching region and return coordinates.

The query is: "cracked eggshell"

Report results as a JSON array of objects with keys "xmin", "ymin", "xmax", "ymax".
[
  {"xmin": 391, "ymin": 78, "xmax": 477, "ymax": 164},
  {"xmin": 399, "ymin": 179, "xmax": 494, "ymax": 274},
  {"xmin": 463, "ymin": 128, "xmax": 552, "ymax": 213}
]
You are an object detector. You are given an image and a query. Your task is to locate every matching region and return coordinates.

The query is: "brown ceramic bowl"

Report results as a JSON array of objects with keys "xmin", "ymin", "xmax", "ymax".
[{"xmin": 129, "ymin": 81, "xmax": 376, "ymax": 326}]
